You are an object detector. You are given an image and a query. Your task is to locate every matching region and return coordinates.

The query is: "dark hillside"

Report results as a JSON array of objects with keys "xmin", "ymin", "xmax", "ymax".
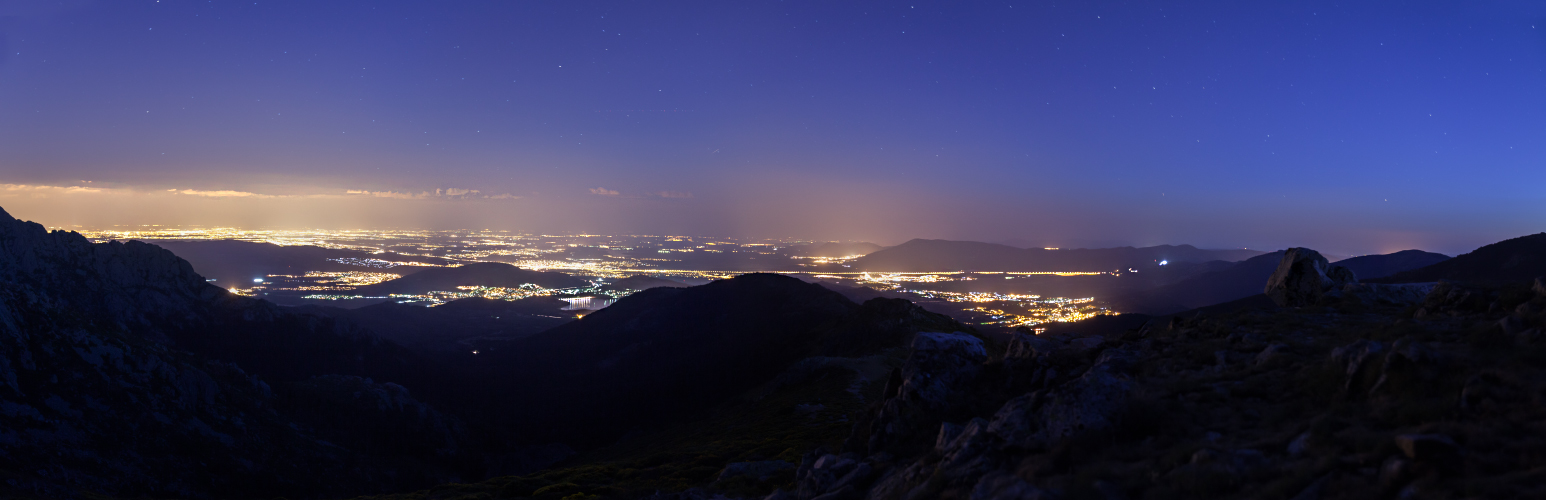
[
  {"xmin": 354, "ymin": 262, "xmax": 587, "ymax": 295},
  {"xmin": 0, "ymin": 207, "xmax": 469, "ymax": 498},
  {"xmin": 477, "ymin": 273, "xmax": 964, "ymax": 448},
  {"xmin": 1335, "ymin": 249, "xmax": 1450, "ymax": 280},
  {"xmin": 1107, "ymin": 251, "xmax": 1287, "ymax": 314},
  {"xmin": 1112, "ymin": 249, "xmax": 1450, "ymax": 315},
  {"xmin": 145, "ymin": 239, "xmax": 447, "ymax": 286},
  {"xmin": 599, "ymin": 274, "xmax": 688, "ymax": 292},
  {"xmin": 1376, "ymin": 233, "xmax": 1546, "ymax": 285}
]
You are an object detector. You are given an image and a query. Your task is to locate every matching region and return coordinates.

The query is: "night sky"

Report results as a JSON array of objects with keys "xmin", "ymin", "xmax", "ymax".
[{"xmin": 1, "ymin": 1, "xmax": 1543, "ymax": 255}]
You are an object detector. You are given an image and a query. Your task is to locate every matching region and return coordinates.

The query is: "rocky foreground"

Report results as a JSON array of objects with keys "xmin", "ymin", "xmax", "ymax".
[{"xmin": 775, "ymin": 250, "xmax": 1546, "ymax": 499}]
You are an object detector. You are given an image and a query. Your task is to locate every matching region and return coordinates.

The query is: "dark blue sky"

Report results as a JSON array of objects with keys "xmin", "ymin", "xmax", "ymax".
[{"xmin": 1, "ymin": 0, "xmax": 1543, "ymax": 254}]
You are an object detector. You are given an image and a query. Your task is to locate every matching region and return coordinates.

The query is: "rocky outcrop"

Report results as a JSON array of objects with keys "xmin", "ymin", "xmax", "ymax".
[
  {"xmin": 1264, "ymin": 247, "xmax": 1357, "ymax": 307},
  {"xmin": 786, "ymin": 258, "xmax": 1546, "ymax": 500},
  {"xmin": 864, "ymin": 332, "xmax": 986, "ymax": 455},
  {"xmin": 0, "ymin": 208, "xmax": 467, "ymax": 498}
]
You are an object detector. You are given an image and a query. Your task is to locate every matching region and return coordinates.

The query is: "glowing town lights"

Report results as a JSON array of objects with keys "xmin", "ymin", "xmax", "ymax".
[{"xmin": 73, "ymin": 227, "xmax": 1125, "ymax": 323}]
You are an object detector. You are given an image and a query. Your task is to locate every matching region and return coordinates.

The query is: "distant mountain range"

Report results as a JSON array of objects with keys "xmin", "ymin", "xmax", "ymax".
[
  {"xmin": 852, "ymin": 239, "xmax": 1266, "ymax": 272},
  {"xmin": 788, "ymin": 241, "xmax": 884, "ymax": 257},
  {"xmin": 598, "ymin": 274, "xmax": 689, "ymax": 292},
  {"xmin": 304, "ymin": 297, "xmax": 573, "ymax": 352},
  {"xmin": 1109, "ymin": 249, "xmax": 1451, "ymax": 314},
  {"xmin": 145, "ymin": 239, "xmax": 450, "ymax": 286},
  {"xmin": 1374, "ymin": 233, "xmax": 1546, "ymax": 286},
  {"xmin": 1337, "ymin": 249, "xmax": 1452, "ymax": 281}
]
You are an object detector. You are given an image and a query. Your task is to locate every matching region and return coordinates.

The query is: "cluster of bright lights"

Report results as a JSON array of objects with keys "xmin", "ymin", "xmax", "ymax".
[
  {"xmin": 303, "ymin": 271, "xmax": 402, "ymax": 286},
  {"xmin": 73, "ymin": 227, "xmax": 1128, "ymax": 325}
]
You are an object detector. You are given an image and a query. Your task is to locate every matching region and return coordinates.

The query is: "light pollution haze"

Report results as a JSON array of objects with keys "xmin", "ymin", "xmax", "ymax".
[{"xmin": 2, "ymin": 0, "xmax": 1545, "ymax": 255}]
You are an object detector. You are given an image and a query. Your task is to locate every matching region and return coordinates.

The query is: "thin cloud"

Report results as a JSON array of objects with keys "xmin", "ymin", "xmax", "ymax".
[
  {"xmin": 168, "ymin": 188, "xmax": 277, "ymax": 198},
  {"xmin": 346, "ymin": 189, "xmax": 431, "ymax": 199},
  {"xmin": 1, "ymin": 183, "xmax": 106, "ymax": 195},
  {"xmin": 654, "ymin": 191, "xmax": 693, "ymax": 199},
  {"xmin": 590, "ymin": 187, "xmax": 620, "ymax": 196}
]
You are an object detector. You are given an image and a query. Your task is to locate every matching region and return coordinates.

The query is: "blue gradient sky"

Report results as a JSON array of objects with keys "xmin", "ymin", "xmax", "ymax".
[{"xmin": 1, "ymin": 0, "xmax": 1543, "ymax": 255}]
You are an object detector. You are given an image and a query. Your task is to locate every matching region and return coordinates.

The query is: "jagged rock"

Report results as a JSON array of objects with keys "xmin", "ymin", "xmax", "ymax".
[
  {"xmin": 1264, "ymin": 248, "xmax": 1357, "ymax": 307},
  {"xmin": 1287, "ymin": 431, "xmax": 1312, "ymax": 457},
  {"xmin": 1005, "ymin": 331, "xmax": 1057, "ymax": 359},
  {"xmin": 937, "ymin": 418, "xmax": 995, "ymax": 480},
  {"xmin": 936, "ymin": 421, "xmax": 965, "ymax": 451},
  {"xmin": 1037, "ymin": 367, "xmax": 1132, "ymax": 444},
  {"xmin": 719, "ymin": 460, "xmax": 796, "ymax": 482},
  {"xmin": 986, "ymin": 394, "xmax": 1043, "ymax": 449},
  {"xmin": 1254, "ymin": 343, "xmax": 1290, "ymax": 368},
  {"xmin": 1092, "ymin": 347, "xmax": 1140, "ymax": 374},
  {"xmin": 866, "ymin": 332, "xmax": 986, "ymax": 454},
  {"xmin": 901, "ymin": 332, "xmax": 987, "ymax": 408},
  {"xmin": 1395, "ymin": 434, "xmax": 1460, "ymax": 462},
  {"xmin": 1330, "ymin": 340, "xmax": 1386, "ymax": 389},
  {"xmin": 1413, "ymin": 282, "xmax": 1497, "ymax": 318},
  {"xmin": 1534, "ymin": 277, "xmax": 1546, "ymax": 297}
]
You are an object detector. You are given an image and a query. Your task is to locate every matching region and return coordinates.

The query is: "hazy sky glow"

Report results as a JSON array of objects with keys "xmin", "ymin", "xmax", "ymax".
[{"xmin": 1, "ymin": 1, "xmax": 1544, "ymax": 254}]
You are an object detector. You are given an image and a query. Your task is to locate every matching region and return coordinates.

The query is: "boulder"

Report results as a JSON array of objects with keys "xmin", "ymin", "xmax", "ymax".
[
  {"xmin": 1254, "ymin": 343, "xmax": 1290, "ymax": 369},
  {"xmin": 1534, "ymin": 277, "xmax": 1546, "ymax": 297},
  {"xmin": 898, "ymin": 332, "xmax": 987, "ymax": 409},
  {"xmin": 1264, "ymin": 248, "xmax": 1357, "ymax": 307},
  {"xmin": 866, "ymin": 332, "xmax": 987, "ymax": 453},
  {"xmin": 1005, "ymin": 331, "xmax": 1057, "ymax": 359},
  {"xmin": 1329, "ymin": 340, "xmax": 1386, "ymax": 390}
]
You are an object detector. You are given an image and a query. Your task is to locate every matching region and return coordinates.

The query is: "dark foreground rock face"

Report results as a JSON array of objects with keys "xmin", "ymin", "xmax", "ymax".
[
  {"xmin": 0, "ymin": 208, "xmax": 467, "ymax": 499},
  {"xmin": 1264, "ymin": 248, "xmax": 1357, "ymax": 307},
  {"xmin": 781, "ymin": 275, "xmax": 1546, "ymax": 499}
]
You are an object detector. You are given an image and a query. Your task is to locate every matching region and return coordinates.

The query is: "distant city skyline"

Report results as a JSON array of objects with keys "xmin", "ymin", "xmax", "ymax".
[{"xmin": 2, "ymin": 0, "xmax": 1543, "ymax": 256}]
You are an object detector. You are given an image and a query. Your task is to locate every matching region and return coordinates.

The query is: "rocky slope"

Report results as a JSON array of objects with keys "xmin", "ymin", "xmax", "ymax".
[
  {"xmin": 779, "ymin": 251, "xmax": 1546, "ymax": 500},
  {"xmin": 0, "ymin": 208, "xmax": 468, "ymax": 498}
]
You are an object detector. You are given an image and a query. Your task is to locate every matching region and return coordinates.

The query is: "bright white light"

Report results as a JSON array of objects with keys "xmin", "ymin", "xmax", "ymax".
[
  {"xmin": 253, "ymin": 278, "xmax": 264, "ymax": 283},
  {"xmin": 1158, "ymin": 260, "xmax": 1168, "ymax": 266}
]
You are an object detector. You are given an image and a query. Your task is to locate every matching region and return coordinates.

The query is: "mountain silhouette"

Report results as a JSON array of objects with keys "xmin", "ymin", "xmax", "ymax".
[
  {"xmin": 477, "ymin": 273, "xmax": 964, "ymax": 447},
  {"xmin": 1375, "ymin": 233, "xmax": 1546, "ymax": 285},
  {"xmin": 1109, "ymin": 249, "xmax": 1448, "ymax": 314},
  {"xmin": 853, "ymin": 238, "xmax": 1263, "ymax": 272},
  {"xmin": 353, "ymin": 261, "xmax": 587, "ymax": 295},
  {"xmin": 1335, "ymin": 249, "xmax": 1450, "ymax": 280},
  {"xmin": 599, "ymin": 274, "xmax": 689, "ymax": 292}
]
